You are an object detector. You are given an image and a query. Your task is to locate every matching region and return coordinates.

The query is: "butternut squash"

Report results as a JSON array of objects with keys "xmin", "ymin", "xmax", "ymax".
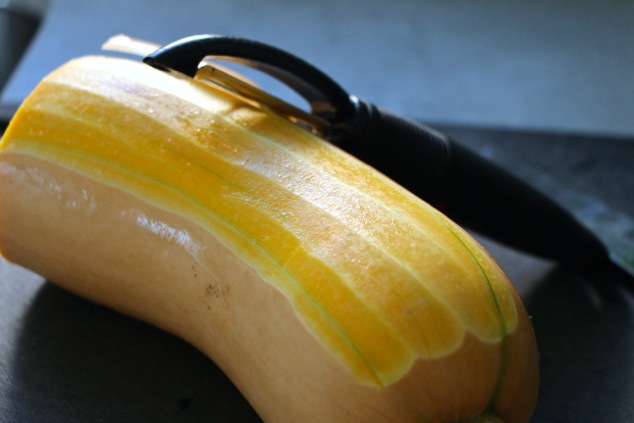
[{"xmin": 0, "ymin": 55, "xmax": 538, "ymax": 422}]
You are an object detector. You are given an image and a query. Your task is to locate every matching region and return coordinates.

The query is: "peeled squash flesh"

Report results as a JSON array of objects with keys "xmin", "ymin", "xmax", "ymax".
[{"xmin": 0, "ymin": 55, "xmax": 539, "ymax": 422}]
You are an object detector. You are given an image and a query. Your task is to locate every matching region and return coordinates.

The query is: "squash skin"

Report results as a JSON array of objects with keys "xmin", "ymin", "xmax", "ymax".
[{"xmin": 0, "ymin": 56, "xmax": 538, "ymax": 422}]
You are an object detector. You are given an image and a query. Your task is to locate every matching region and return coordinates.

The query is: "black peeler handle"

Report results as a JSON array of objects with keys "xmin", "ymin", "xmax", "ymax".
[
  {"xmin": 144, "ymin": 34, "xmax": 610, "ymax": 269},
  {"xmin": 339, "ymin": 101, "xmax": 608, "ymax": 268}
]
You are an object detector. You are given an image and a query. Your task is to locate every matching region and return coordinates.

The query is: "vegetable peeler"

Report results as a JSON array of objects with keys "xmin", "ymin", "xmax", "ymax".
[{"xmin": 106, "ymin": 34, "xmax": 633, "ymax": 279}]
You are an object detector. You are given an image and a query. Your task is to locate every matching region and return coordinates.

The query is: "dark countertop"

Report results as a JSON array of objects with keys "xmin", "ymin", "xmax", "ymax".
[{"xmin": 2, "ymin": 121, "xmax": 633, "ymax": 422}]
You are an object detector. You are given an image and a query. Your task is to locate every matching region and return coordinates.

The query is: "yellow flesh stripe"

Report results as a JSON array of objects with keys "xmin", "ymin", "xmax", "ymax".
[{"xmin": 0, "ymin": 56, "xmax": 518, "ymax": 385}]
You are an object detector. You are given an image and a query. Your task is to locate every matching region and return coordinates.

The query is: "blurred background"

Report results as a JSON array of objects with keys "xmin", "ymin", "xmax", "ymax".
[{"xmin": 1, "ymin": 0, "xmax": 633, "ymax": 138}]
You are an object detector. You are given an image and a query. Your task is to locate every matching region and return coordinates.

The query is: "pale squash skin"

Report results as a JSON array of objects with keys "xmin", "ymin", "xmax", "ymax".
[{"xmin": 0, "ymin": 56, "xmax": 539, "ymax": 422}]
